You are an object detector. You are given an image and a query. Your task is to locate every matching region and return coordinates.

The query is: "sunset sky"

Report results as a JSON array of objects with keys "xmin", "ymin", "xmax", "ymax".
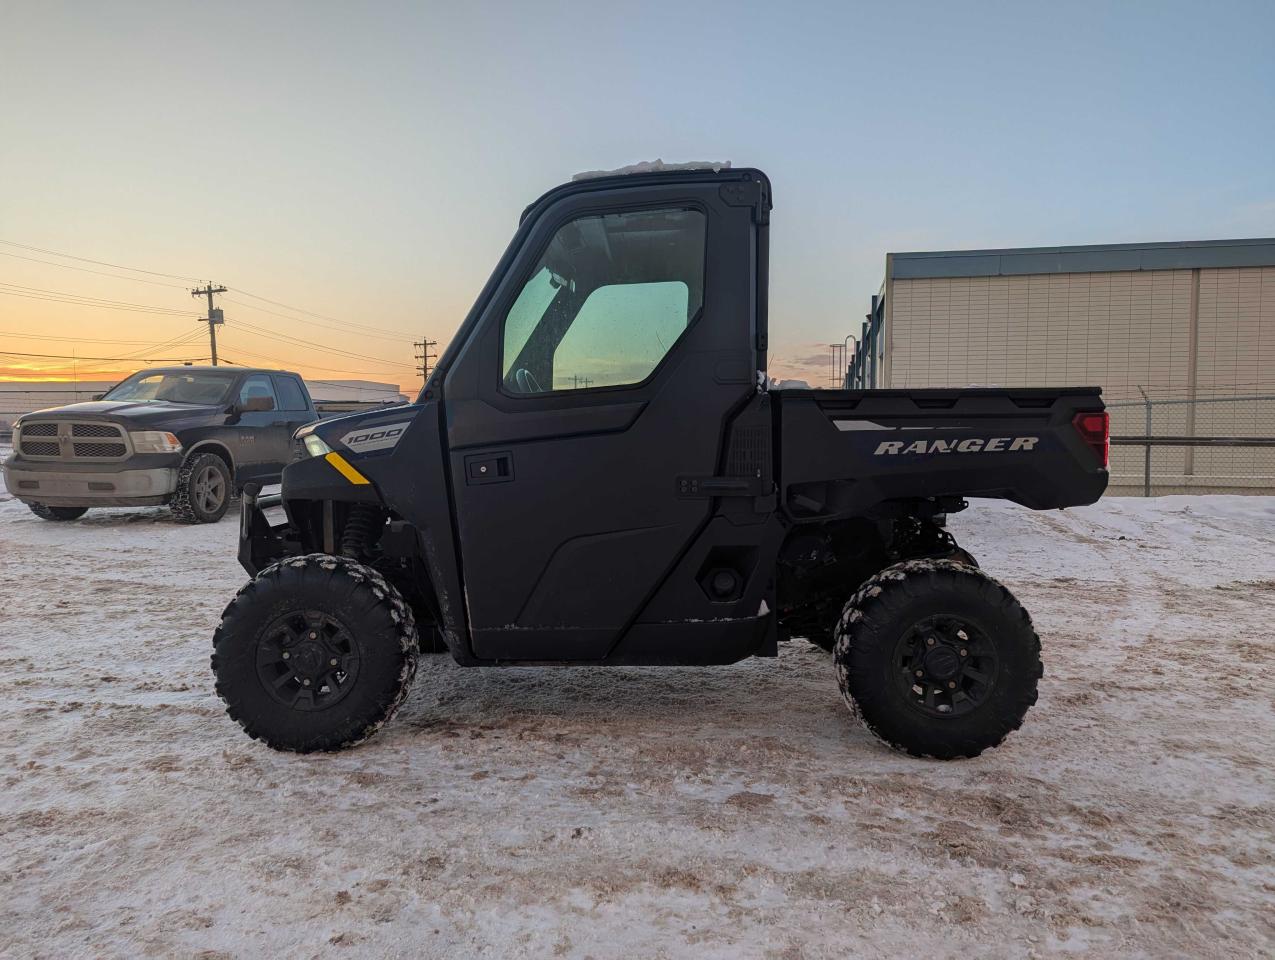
[{"xmin": 3, "ymin": 1, "xmax": 1272, "ymax": 391}]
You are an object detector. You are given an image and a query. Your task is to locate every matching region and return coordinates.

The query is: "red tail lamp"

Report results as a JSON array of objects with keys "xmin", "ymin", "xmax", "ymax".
[{"xmin": 1072, "ymin": 411, "xmax": 1110, "ymax": 467}]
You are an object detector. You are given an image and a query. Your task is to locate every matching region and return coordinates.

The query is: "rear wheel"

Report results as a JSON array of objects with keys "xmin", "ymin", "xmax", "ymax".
[
  {"xmin": 833, "ymin": 559, "xmax": 1041, "ymax": 759},
  {"xmin": 211, "ymin": 554, "xmax": 419, "ymax": 752},
  {"xmin": 28, "ymin": 503, "xmax": 89, "ymax": 521},
  {"xmin": 799, "ymin": 548, "xmax": 979, "ymax": 654},
  {"xmin": 171, "ymin": 452, "xmax": 231, "ymax": 524}
]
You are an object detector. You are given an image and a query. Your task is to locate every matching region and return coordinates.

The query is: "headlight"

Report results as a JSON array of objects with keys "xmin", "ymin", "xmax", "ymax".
[
  {"xmin": 303, "ymin": 434, "xmax": 332, "ymax": 458},
  {"xmin": 130, "ymin": 431, "xmax": 183, "ymax": 454}
]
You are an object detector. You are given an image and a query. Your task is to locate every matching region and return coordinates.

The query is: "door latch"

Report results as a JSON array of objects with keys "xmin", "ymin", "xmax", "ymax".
[{"xmin": 465, "ymin": 451, "xmax": 513, "ymax": 485}]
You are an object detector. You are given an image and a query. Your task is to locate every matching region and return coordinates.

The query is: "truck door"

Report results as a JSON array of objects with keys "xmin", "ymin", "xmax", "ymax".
[
  {"xmin": 443, "ymin": 174, "xmax": 768, "ymax": 660},
  {"xmin": 232, "ymin": 374, "xmax": 283, "ymax": 483},
  {"xmin": 269, "ymin": 374, "xmax": 316, "ymax": 476}
]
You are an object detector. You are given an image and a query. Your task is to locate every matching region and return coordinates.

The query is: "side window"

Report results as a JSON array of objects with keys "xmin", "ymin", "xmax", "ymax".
[
  {"xmin": 238, "ymin": 375, "xmax": 278, "ymax": 410},
  {"xmin": 273, "ymin": 376, "xmax": 309, "ymax": 411},
  {"xmin": 501, "ymin": 207, "xmax": 706, "ymax": 393}
]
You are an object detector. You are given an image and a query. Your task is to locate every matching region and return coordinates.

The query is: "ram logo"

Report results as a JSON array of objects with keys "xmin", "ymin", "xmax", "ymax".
[
  {"xmin": 340, "ymin": 421, "xmax": 411, "ymax": 454},
  {"xmin": 874, "ymin": 436, "xmax": 1039, "ymax": 455}
]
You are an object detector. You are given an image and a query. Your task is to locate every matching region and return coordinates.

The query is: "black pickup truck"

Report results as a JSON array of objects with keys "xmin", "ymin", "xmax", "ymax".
[
  {"xmin": 213, "ymin": 166, "xmax": 1108, "ymax": 759},
  {"xmin": 3, "ymin": 366, "xmax": 317, "ymax": 523}
]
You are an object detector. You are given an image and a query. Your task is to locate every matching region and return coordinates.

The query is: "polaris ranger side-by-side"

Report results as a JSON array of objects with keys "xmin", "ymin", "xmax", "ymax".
[{"xmin": 212, "ymin": 167, "xmax": 1109, "ymax": 758}]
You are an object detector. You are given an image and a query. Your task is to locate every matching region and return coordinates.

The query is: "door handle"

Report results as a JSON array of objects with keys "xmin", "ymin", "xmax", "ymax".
[
  {"xmin": 465, "ymin": 451, "xmax": 513, "ymax": 485},
  {"xmin": 676, "ymin": 475, "xmax": 766, "ymax": 498}
]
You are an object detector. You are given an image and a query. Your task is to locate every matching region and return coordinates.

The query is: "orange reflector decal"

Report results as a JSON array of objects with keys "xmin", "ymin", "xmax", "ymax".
[{"xmin": 324, "ymin": 451, "xmax": 370, "ymax": 485}]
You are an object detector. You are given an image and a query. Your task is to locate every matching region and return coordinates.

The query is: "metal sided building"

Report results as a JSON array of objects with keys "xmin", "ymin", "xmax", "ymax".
[{"xmin": 850, "ymin": 238, "xmax": 1275, "ymax": 494}]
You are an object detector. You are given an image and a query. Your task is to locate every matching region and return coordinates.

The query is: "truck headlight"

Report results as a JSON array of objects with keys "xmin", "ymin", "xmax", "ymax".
[
  {"xmin": 130, "ymin": 431, "xmax": 183, "ymax": 454},
  {"xmin": 303, "ymin": 434, "xmax": 332, "ymax": 458}
]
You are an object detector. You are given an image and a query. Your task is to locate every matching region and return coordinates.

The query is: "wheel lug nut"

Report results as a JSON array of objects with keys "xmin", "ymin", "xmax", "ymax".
[
  {"xmin": 915, "ymin": 669, "xmax": 924, "ymax": 677},
  {"xmin": 281, "ymin": 651, "xmax": 290, "ymax": 660},
  {"xmin": 959, "ymin": 648, "xmax": 968, "ymax": 657},
  {"xmin": 309, "ymin": 632, "xmax": 317, "ymax": 640},
  {"xmin": 303, "ymin": 678, "xmax": 312, "ymax": 687},
  {"xmin": 926, "ymin": 637, "xmax": 935, "ymax": 646},
  {"xmin": 330, "ymin": 658, "xmax": 338, "ymax": 666},
  {"xmin": 948, "ymin": 681, "xmax": 956, "ymax": 689}
]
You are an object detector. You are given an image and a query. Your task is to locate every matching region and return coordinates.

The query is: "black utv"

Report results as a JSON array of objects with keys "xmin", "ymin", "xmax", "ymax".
[{"xmin": 212, "ymin": 166, "xmax": 1109, "ymax": 758}]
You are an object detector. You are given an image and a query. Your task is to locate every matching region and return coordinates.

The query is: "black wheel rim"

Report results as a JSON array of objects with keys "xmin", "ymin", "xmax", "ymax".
[
  {"xmin": 892, "ymin": 614, "xmax": 999, "ymax": 718},
  {"xmin": 255, "ymin": 610, "xmax": 361, "ymax": 711},
  {"xmin": 194, "ymin": 465, "xmax": 226, "ymax": 514}
]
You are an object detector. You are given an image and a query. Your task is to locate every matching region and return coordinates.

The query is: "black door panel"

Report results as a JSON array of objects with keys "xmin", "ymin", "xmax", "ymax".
[{"xmin": 443, "ymin": 179, "xmax": 761, "ymax": 661}]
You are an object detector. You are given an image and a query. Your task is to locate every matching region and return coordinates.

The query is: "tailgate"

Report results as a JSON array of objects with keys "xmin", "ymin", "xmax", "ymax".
[{"xmin": 776, "ymin": 387, "xmax": 1108, "ymax": 514}]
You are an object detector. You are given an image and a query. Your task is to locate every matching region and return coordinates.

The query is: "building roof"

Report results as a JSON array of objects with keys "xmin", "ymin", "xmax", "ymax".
[{"xmin": 889, "ymin": 237, "xmax": 1275, "ymax": 280}]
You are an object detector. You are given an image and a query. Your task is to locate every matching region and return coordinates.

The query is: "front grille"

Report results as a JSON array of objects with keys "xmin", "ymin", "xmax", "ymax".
[
  {"xmin": 71, "ymin": 422, "xmax": 121, "ymax": 438},
  {"xmin": 73, "ymin": 441, "xmax": 127, "ymax": 458},
  {"xmin": 17, "ymin": 420, "xmax": 131, "ymax": 461}
]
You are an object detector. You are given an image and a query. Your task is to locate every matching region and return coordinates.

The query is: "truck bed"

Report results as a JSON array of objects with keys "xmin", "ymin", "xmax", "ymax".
[{"xmin": 774, "ymin": 386, "xmax": 1107, "ymax": 515}]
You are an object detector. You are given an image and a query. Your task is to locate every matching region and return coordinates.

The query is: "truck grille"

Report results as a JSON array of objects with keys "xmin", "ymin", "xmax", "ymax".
[{"xmin": 18, "ymin": 420, "xmax": 132, "ymax": 462}]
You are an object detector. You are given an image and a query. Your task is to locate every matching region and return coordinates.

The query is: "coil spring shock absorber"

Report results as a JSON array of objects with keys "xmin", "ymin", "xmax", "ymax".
[{"xmin": 340, "ymin": 503, "xmax": 386, "ymax": 559}]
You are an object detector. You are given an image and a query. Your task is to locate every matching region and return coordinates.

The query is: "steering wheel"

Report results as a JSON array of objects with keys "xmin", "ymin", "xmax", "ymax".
[{"xmin": 514, "ymin": 367, "xmax": 545, "ymax": 394}]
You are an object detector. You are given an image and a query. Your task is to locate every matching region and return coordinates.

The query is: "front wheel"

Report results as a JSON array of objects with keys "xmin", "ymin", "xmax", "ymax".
[
  {"xmin": 833, "ymin": 559, "xmax": 1041, "ymax": 759},
  {"xmin": 171, "ymin": 452, "xmax": 231, "ymax": 524},
  {"xmin": 28, "ymin": 503, "xmax": 89, "ymax": 521},
  {"xmin": 211, "ymin": 554, "xmax": 419, "ymax": 752}
]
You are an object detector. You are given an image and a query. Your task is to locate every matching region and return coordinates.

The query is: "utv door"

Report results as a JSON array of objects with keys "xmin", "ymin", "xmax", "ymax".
[{"xmin": 443, "ymin": 174, "xmax": 767, "ymax": 660}]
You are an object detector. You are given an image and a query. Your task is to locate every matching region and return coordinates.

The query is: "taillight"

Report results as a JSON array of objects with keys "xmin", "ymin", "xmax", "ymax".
[{"xmin": 1072, "ymin": 411, "xmax": 1109, "ymax": 467}]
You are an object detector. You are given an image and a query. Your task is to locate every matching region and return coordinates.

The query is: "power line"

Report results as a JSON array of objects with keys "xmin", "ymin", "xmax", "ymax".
[
  {"xmin": 222, "ymin": 296, "xmax": 415, "ymax": 343},
  {"xmin": 0, "ymin": 328, "xmax": 194, "ymax": 346},
  {"xmin": 0, "ymin": 250, "xmax": 191, "ymax": 289},
  {"xmin": 1, "ymin": 236, "xmax": 419, "ymax": 350},
  {"xmin": 0, "ymin": 348, "xmax": 209, "ymax": 362},
  {"xmin": 0, "ymin": 239, "xmax": 204, "ymax": 282},
  {"xmin": 230, "ymin": 287, "xmax": 409, "ymax": 337},
  {"xmin": 217, "ymin": 339, "xmax": 413, "ymax": 378},
  {"xmin": 227, "ymin": 316, "xmax": 417, "ymax": 369},
  {"xmin": 0, "ymin": 282, "xmax": 200, "ymax": 316}
]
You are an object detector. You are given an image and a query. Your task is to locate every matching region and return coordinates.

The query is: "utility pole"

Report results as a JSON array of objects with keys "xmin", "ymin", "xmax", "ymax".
[
  {"xmin": 413, "ymin": 338, "xmax": 438, "ymax": 382},
  {"xmin": 192, "ymin": 283, "xmax": 227, "ymax": 365},
  {"xmin": 571, "ymin": 375, "xmax": 593, "ymax": 389}
]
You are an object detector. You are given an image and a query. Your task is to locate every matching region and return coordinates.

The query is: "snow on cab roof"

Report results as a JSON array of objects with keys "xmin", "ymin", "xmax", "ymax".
[{"xmin": 572, "ymin": 159, "xmax": 732, "ymax": 181}]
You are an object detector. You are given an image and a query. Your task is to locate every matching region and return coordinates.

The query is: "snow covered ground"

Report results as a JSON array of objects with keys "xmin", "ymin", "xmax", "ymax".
[{"xmin": 2, "ymin": 466, "xmax": 1273, "ymax": 958}]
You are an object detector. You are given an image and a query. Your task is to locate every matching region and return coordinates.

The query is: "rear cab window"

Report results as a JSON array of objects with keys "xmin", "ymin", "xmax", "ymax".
[{"xmin": 273, "ymin": 376, "xmax": 309, "ymax": 411}]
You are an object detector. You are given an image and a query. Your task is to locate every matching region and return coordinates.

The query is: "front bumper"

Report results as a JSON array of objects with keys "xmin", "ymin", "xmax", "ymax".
[{"xmin": 2, "ymin": 458, "xmax": 178, "ymax": 507}]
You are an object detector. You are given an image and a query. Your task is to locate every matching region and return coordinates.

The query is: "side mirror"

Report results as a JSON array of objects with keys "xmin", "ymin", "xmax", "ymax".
[
  {"xmin": 92, "ymin": 393, "xmax": 105, "ymax": 401},
  {"xmin": 240, "ymin": 396, "xmax": 275, "ymax": 412}
]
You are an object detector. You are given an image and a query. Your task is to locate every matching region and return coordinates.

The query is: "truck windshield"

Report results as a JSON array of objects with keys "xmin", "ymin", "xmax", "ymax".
[{"xmin": 104, "ymin": 371, "xmax": 237, "ymax": 405}]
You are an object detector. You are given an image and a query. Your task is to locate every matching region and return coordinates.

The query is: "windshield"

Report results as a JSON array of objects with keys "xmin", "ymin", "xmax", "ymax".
[{"xmin": 104, "ymin": 371, "xmax": 237, "ymax": 405}]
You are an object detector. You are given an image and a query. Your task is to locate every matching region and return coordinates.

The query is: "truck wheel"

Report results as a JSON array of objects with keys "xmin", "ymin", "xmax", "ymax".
[
  {"xmin": 171, "ymin": 452, "xmax": 231, "ymax": 524},
  {"xmin": 28, "ymin": 503, "xmax": 89, "ymax": 521},
  {"xmin": 833, "ymin": 559, "xmax": 1041, "ymax": 759},
  {"xmin": 211, "ymin": 554, "xmax": 419, "ymax": 752}
]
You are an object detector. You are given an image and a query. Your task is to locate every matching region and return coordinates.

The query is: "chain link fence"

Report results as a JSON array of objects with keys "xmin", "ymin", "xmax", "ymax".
[{"xmin": 1108, "ymin": 393, "xmax": 1275, "ymax": 495}]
